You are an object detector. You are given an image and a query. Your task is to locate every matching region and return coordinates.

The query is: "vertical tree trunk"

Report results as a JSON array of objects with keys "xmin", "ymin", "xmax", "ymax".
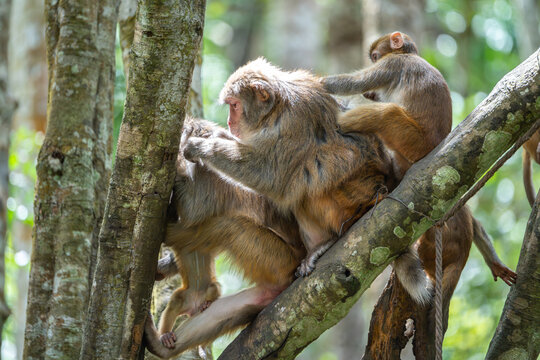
[
  {"xmin": 23, "ymin": 0, "xmax": 118, "ymax": 358},
  {"xmin": 485, "ymin": 191, "xmax": 540, "ymax": 359},
  {"xmin": 7, "ymin": 1, "xmax": 47, "ymax": 356},
  {"xmin": 118, "ymin": 0, "xmax": 137, "ymax": 82},
  {"xmin": 81, "ymin": 1, "xmax": 206, "ymax": 358},
  {"xmin": 0, "ymin": 0, "xmax": 14, "ymax": 351}
]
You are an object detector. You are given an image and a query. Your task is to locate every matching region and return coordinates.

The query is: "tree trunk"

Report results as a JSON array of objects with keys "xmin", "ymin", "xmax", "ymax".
[
  {"xmin": 8, "ymin": 0, "xmax": 47, "ymax": 132},
  {"xmin": 23, "ymin": 0, "xmax": 118, "ymax": 358},
  {"xmin": 0, "ymin": 0, "xmax": 14, "ymax": 351},
  {"xmin": 219, "ymin": 50, "xmax": 540, "ymax": 360},
  {"xmin": 118, "ymin": 0, "xmax": 137, "ymax": 82},
  {"xmin": 145, "ymin": 49, "xmax": 209, "ymax": 360},
  {"xmin": 80, "ymin": 1, "xmax": 205, "ymax": 358},
  {"xmin": 485, "ymin": 192, "xmax": 540, "ymax": 359}
]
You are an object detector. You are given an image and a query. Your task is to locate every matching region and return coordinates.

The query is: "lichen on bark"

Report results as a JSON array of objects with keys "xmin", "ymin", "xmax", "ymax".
[
  {"xmin": 81, "ymin": 1, "xmax": 206, "ymax": 359},
  {"xmin": 23, "ymin": 0, "xmax": 117, "ymax": 359}
]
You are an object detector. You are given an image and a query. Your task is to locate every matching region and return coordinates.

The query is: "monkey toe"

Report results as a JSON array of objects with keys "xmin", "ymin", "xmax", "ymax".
[
  {"xmin": 295, "ymin": 260, "xmax": 315, "ymax": 277},
  {"xmin": 160, "ymin": 332, "xmax": 177, "ymax": 349},
  {"xmin": 199, "ymin": 300, "xmax": 213, "ymax": 313}
]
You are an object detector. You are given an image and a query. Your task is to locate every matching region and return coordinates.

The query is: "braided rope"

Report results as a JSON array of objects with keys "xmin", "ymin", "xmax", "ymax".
[{"xmin": 435, "ymin": 227, "xmax": 443, "ymax": 360}]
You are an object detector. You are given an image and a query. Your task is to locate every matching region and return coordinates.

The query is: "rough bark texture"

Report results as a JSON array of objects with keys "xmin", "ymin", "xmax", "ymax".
[
  {"xmin": 362, "ymin": 271, "xmax": 435, "ymax": 360},
  {"xmin": 8, "ymin": 0, "xmax": 47, "ymax": 132},
  {"xmin": 80, "ymin": 1, "xmax": 205, "ymax": 359},
  {"xmin": 118, "ymin": 0, "xmax": 137, "ymax": 82},
  {"xmin": 485, "ymin": 192, "xmax": 540, "ymax": 359},
  {"xmin": 23, "ymin": 0, "xmax": 118, "ymax": 358},
  {"xmin": 0, "ymin": 0, "xmax": 13, "ymax": 350},
  {"xmin": 145, "ymin": 50, "xmax": 208, "ymax": 360},
  {"xmin": 219, "ymin": 50, "xmax": 540, "ymax": 360}
]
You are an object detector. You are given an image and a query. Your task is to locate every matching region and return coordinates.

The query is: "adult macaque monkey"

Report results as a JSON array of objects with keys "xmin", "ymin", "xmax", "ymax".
[
  {"xmin": 321, "ymin": 31, "xmax": 516, "ymax": 320},
  {"xmin": 145, "ymin": 59, "xmax": 430, "ymax": 358},
  {"xmin": 523, "ymin": 129, "xmax": 540, "ymax": 206},
  {"xmin": 149, "ymin": 117, "xmax": 305, "ymax": 349}
]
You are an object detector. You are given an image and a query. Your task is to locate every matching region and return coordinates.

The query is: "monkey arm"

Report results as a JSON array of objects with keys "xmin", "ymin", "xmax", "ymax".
[
  {"xmin": 321, "ymin": 59, "xmax": 396, "ymax": 96},
  {"xmin": 472, "ymin": 217, "xmax": 517, "ymax": 285},
  {"xmin": 183, "ymin": 136, "xmax": 288, "ymax": 198}
]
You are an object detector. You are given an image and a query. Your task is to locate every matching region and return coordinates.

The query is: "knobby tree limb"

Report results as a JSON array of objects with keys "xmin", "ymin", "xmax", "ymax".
[
  {"xmin": 80, "ymin": 1, "xmax": 205, "ymax": 359},
  {"xmin": 220, "ymin": 50, "xmax": 540, "ymax": 360},
  {"xmin": 486, "ymin": 187, "xmax": 540, "ymax": 359},
  {"xmin": 24, "ymin": 0, "xmax": 117, "ymax": 358}
]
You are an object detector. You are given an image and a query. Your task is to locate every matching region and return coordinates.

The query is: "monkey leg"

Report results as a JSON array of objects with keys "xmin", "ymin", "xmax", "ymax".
[
  {"xmin": 157, "ymin": 250, "xmax": 220, "ymax": 348},
  {"xmin": 338, "ymin": 103, "xmax": 429, "ymax": 164},
  {"xmin": 146, "ymin": 285, "xmax": 284, "ymax": 358},
  {"xmin": 471, "ymin": 216, "xmax": 517, "ymax": 285}
]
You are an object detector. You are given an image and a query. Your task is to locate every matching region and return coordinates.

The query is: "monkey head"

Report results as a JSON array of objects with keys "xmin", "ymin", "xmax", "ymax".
[
  {"xmin": 218, "ymin": 58, "xmax": 279, "ymax": 139},
  {"xmin": 369, "ymin": 31, "xmax": 418, "ymax": 63}
]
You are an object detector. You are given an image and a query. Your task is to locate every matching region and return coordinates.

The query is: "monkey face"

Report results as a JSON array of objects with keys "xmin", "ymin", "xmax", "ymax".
[
  {"xmin": 220, "ymin": 59, "xmax": 279, "ymax": 139},
  {"xmin": 224, "ymin": 97, "xmax": 243, "ymax": 138}
]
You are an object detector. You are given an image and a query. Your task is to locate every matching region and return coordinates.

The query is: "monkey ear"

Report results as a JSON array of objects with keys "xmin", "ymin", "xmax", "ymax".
[
  {"xmin": 390, "ymin": 32, "xmax": 404, "ymax": 50},
  {"xmin": 252, "ymin": 82, "xmax": 271, "ymax": 102}
]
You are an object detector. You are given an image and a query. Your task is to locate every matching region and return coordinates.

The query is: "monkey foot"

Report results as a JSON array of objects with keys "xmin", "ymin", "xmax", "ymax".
[
  {"xmin": 295, "ymin": 259, "xmax": 315, "ymax": 277},
  {"xmin": 160, "ymin": 331, "xmax": 177, "ymax": 349},
  {"xmin": 198, "ymin": 300, "xmax": 213, "ymax": 313},
  {"xmin": 491, "ymin": 262, "xmax": 517, "ymax": 286}
]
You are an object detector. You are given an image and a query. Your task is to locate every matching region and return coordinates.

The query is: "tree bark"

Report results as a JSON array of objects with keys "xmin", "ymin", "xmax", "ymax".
[
  {"xmin": 0, "ymin": 0, "xmax": 14, "ymax": 351},
  {"xmin": 23, "ymin": 0, "xmax": 118, "ymax": 358},
  {"xmin": 219, "ymin": 50, "xmax": 540, "ymax": 360},
  {"xmin": 118, "ymin": 0, "xmax": 137, "ymax": 82},
  {"xmin": 80, "ymin": 1, "xmax": 205, "ymax": 359},
  {"xmin": 485, "ymin": 191, "xmax": 540, "ymax": 359}
]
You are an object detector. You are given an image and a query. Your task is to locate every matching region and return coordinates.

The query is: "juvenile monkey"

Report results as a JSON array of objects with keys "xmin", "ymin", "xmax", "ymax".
[
  {"xmin": 322, "ymin": 32, "xmax": 516, "ymax": 327},
  {"xmin": 522, "ymin": 129, "xmax": 540, "ymax": 206},
  {"xmin": 150, "ymin": 117, "xmax": 305, "ymax": 349},
  {"xmin": 323, "ymin": 31, "xmax": 451, "ymax": 178},
  {"xmin": 145, "ymin": 59, "xmax": 429, "ymax": 358}
]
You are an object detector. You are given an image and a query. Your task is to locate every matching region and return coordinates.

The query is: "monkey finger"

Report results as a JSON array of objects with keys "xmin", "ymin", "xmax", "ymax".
[{"xmin": 160, "ymin": 332, "xmax": 176, "ymax": 349}]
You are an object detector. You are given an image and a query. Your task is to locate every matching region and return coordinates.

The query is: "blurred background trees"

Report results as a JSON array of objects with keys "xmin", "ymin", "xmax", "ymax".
[{"xmin": 1, "ymin": 0, "xmax": 539, "ymax": 359}]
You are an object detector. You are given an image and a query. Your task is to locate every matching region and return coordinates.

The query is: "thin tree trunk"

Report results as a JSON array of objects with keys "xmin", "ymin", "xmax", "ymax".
[
  {"xmin": 485, "ymin": 191, "xmax": 540, "ymax": 359},
  {"xmin": 23, "ymin": 0, "xmax": 118, "ymax": 358},
  {"xmin": 81, "ymin": 1, "xmax": 205, "ymax": 358},
  {"xmin": 145, "ymin": 49, "xmax": 209, "ymax": 360},
  {"xmin": 0, "ymin": 0, "xmax": 14, "ymax": 350},
  {"xmin": 219, "ymin": 51, "xmax": 540, "ymax": 360},
  {"xmin": 118, "ymin": 0, "xmax": 137, "ymax": 82}
]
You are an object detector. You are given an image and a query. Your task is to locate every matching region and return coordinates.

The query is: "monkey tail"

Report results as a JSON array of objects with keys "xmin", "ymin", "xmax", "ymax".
[
  {"xmin": 523, "ymin": 149, "xmax": 536, "ymax": 207},
  {"xmin": 393, "ymin": 248, "xmax": 433, "ymax": 305}
]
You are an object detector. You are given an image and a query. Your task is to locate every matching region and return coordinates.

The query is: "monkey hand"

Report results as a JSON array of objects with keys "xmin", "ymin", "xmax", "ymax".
[
  {"xmin": 490, "ymin": 261, "xmax": 517, "ymax": 286},
  {"xmin": 536, "ymin": 141, "xmax": 540, "ymax": 163},
  {"xmin": 160, "ymin": 331, "xmax": 177, "ymax": 349},
  {"xmin": 363, "ymin": 91, "xmax": 379, "ymax": 101},
  {"xmin": 183, "ymin": 137, "xmax": 212, "ymax": 162}
]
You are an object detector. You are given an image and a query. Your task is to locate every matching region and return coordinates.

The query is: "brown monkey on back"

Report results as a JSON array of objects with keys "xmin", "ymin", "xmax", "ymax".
[
  {"xmin": 523, "ymin": 130, "xmax": 540, "ymax": 206},
  {"xmin": 322, "ymin": 32, "xmax": 516, "ymax": 328}
]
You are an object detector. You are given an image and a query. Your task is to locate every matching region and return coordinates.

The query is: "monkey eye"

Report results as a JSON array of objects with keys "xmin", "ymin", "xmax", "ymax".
[{"xmin": 371, "ymin": 52, "xmax": 380, "ymax": 62}]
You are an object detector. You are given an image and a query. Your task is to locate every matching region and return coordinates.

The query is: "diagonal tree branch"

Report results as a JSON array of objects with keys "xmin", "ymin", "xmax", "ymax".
[{"xmin": 219, "ymin": 50, "xmax": 540, "ymax": 360}]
